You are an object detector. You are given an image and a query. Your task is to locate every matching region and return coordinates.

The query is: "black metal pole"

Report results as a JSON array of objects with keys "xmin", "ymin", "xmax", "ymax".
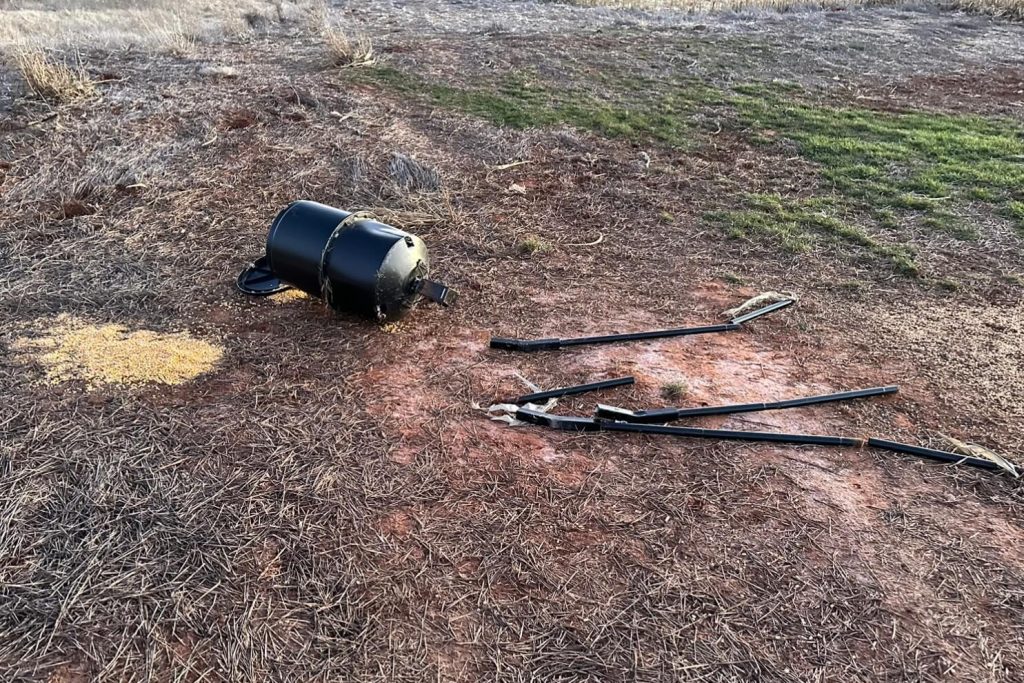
[
  {"xmin": 490, "ymin": 324, "xmax": 739, "ymax": 352},
  {"xmin": 601, "ymin": 421, "xmax": 865, "ymax": 447},
  {"xmin": 490, "ymin": 300, "xmax": 795, "ymax": 352},
  {"xmin": 515, "ymin": 409, "xmax": 1013, "ymax": 475},
  {"xmin": 558, "ymin": 323, "xmax": 740, "ymax": 348},
  {"xmin": 867, "ymin": 438, "xmax": 1004, "ymax": 472},
  {"xmin": 515, "ymin": 407, "xmax": 862, "ymax": 445},
  {"xmin": 729, "ymin": 299, "xmax": 795, "ymax": 325},
  {"xmin": 596, "ymin": 385, "xmax": 899, "ymax": 423},
  {"xmin": 513, "ymin": 376, "xmax": 635, "ymax": 405}
]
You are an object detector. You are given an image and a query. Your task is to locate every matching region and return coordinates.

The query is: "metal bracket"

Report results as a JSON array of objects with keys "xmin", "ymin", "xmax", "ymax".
[
  {"xmin": 416, "ymin": 279, "xmax": 458, "ymax": 307},
  {"xmin": 236, "ymin": 255, "xmax": 291, "ymax": 296}
]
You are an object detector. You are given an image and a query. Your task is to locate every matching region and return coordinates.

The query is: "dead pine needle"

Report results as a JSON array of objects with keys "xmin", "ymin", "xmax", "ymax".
[
  {"xmin": 561, "ymin": 233, "xmax": 604, "ymax": 247},
  {"xmin": 491, "ymin": 160, "xmax": 532, "ymax": 171}
]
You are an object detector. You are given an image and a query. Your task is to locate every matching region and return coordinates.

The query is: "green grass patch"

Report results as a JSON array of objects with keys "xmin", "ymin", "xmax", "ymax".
[
  {"xmin": 354, "ymin": 66, "xmax": 1024, "ymax": 277},
  {"xmin": 711, "ymin": 193, "xmax": 919, "ymax": 276},
  {"xmin": 1008, "ymin": 200, "xmax": 1024, "ymax": 236},
  {"xmin": 350, "ymin": 66, "xmax": 716, "ymax": 147},
  {"xmin": 734, "ymin": 92, "xmax": 1024, "ymax": 243}
]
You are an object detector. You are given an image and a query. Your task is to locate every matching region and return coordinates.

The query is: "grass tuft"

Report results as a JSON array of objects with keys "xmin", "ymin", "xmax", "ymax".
[
  {"xmin": 388, "ymin": 153, "xmax": 442, "ymax": 192},
  {"xmin": 721, "ymin": 272, "xmax": 746, "ymax": 285},
  {"xmin": 11, "ymin": 48, "xmax": 97, "ymax": 104},
  {"xmin": 517, "ymin": 235, "xmax": 552, "ymax": 255},
  {"xmin": 952, "ymin": 0, "xmax": 1024, "ymax": 20},
  {"xmin": 324, "ymin": 28, "xmax": 374, "ymax": 67},
  {"xmin": 661, "ymin": 380, "xmax": 689, "ymax": 401}
]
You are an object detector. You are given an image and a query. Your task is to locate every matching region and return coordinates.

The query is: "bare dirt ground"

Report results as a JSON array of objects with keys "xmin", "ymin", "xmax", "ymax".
[{"xmin": 2, "ymin": 1, "xmax": 1024, "ymax": 681}]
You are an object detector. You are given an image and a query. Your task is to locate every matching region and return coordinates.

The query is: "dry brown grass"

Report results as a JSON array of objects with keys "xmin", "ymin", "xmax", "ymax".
[
  {"xmin": 573, "ymin": 0, "xmax": 1024, "ymax": 19},
  {"xmin": 323, "ymin": 27, "xmax": 374, "ymax": 67},
  {"xmin": 10, "ymin": 48, "xmax": 96, "ymax": 103},
  {"xmin": 952, "ymin": 0, "xmax": 1024, "ymax": 20},
  {"xmin": 570, "ymin": 0, "xmax": 880, "ymax": 9},
  {"xmin": 866, "ymin": 301, "xmax": 1024, "ymax": 445},
  {"xmin": 0, "ymin": 0, "xmax": 324, "ymax": 50}
]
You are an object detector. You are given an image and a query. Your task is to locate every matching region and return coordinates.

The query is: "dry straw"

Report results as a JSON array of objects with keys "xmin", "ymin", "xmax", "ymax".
[
  {"xmin": 323, "ymin": 28, "xmax": 374, "ymax": 67},
  {"xmin": 11, "ymin": 48, "xmax": 97, "ymax": 103}
]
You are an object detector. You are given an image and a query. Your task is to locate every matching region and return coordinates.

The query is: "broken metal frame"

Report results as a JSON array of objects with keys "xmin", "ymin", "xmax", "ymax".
[{"xmin": 490, "ymin": 299, "xmax": 795, "ymax": 352}]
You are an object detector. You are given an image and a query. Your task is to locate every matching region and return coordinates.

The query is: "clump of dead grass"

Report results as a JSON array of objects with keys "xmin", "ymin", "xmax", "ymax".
[
  {"xmin": 13, "ymin": 316, "xmax": 224, "ymax": 388},
  {"xmin": 0, "ymin": 1, "xmax": 329, "ymax": 51},
  {"xmin": 952, "ymin": 0, "xmax": 1024, "ymax": 20},
  {"xmin": 723, "ymin": 291, "xmax": 796, "ymax": 319},
  {"xmin": 569, "ymin": 0, "xmax": 877, "ymax": 8},
  {"xmin": 517, "ymin": 235, "xmax": 552, "ymax": 255},
  {"xmin": 388, "ymin": 152, "xmax": 441, "ymax": 191},
  {"xmin": 661, "ymin": 380, "xmax": 689, "ymax": 401},
  {"xmin": 10, "ymin": 48, "xmax": 97, "ymax": 104},
  {"xmin": 141, "ymin": 17, "xmax": 196, "ymax": 57},
  {"xmin": 323, "ymin": 27, "xmax": 374, "ymax": 67}
]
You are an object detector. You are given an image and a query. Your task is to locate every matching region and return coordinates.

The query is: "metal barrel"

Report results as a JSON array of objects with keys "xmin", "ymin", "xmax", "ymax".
[{"xmin": 265, "ymin": 200, "xmax": 352, "ymax": 296}]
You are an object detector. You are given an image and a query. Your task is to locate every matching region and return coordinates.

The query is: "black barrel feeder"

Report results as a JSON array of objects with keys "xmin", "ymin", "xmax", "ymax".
[{"xmin": 238, "ymin": 200, "xmax": 456, "ymax": 320}]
